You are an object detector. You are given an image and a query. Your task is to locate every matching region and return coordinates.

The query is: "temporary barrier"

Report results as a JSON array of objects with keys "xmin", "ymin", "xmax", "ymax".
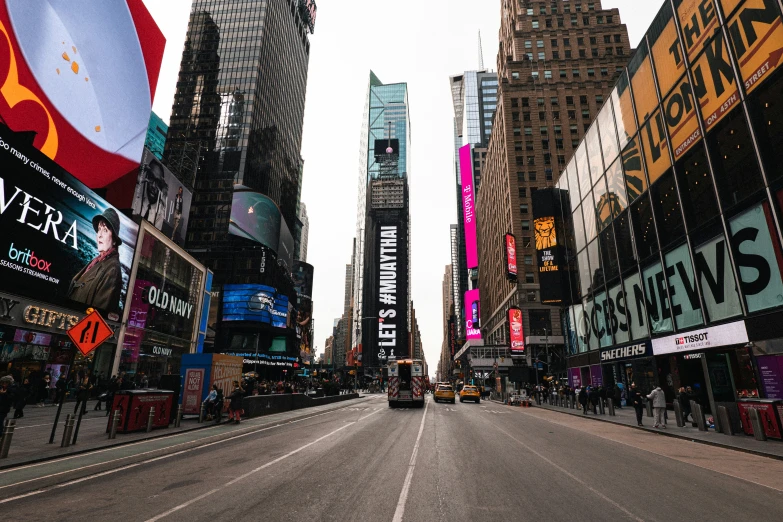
[{"xmin": 107, "ymin": 390, "xmax": 174, "ymax": 434}]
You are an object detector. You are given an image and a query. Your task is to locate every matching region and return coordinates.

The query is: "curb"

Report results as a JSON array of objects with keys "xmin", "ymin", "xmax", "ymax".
[
  {"xmin": 0, "ymin": 396, "xmax": 367, "ymax": 472},
  {"xmin": 500, "ymin": 400, "xmax": 783, "ymax": 462}
]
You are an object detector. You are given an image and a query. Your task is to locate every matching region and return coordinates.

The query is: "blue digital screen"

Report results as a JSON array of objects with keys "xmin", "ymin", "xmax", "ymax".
[{"xmin": 222, "ymin": 284, "xmax": 289, "ymax": 328}]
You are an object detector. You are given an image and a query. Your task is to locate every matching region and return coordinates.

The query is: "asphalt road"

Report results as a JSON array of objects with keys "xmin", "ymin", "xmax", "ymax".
[{"xmin": 2, "ymin": 394, "xmax": 783, "ymax": 521}]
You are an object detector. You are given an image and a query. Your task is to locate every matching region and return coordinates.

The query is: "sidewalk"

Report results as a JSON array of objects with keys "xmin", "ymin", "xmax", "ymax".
[
  {"xmin": 0, "ymin": 400, "xmax": 208, "ymax": 469},
  {"xmin": 502, "ymin": 398, "xmax": 783, "ymax": 460}
]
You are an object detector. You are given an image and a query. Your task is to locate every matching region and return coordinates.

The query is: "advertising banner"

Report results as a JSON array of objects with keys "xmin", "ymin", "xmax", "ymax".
[
  {"xmin": 464, "ymin": 289, "xmax": 481, "ymax": 340},
  {"xmin": 181, "ymin": 368, "xmax": 205, "ymax": 414},
  {"xmin": 651, "ymin": 320, "xmax": 748, "ymax": 355},
  {"xmin": 222, "ymin": 284, "xmax": 290, "ymax": 328},
  {"xmin": 756, "ymin": 355, "xmax": 783, "ymax": 399},
  {"xmin": 568, "ymin": 367, "xmax": 582, "ymax": 389},
  {"xmin": 374, "ymin": 223, "xmax": 408, "ymax": 362},
  {"xmin": 600, "ymin": 341, "xmax": 652, "ymax": 363},
  {"xmin": 589, "ymin": 364, "xmax": 604, "ymax": 387},
  {"xmin": 124, "ymin": 223, "xmax": 204, "ymax": 348},
  {"xmin": 505, "ymin": 233, "xmax": 517, "ymax": 280},
  {"xmin": 0, "ymin": 0, "xmax": 165, "ymax": 188},
  {"xmin": 459, "ymin": 144, "xmax": 478, "ymax": 269},
  {"xmin": 228, "ymin": 188, "xmax": 294, "ymax": 269},
  {"xmin": 508, "ymin": 307, "xmax": 525, "ymax": 355},
  {"xmin": 0, "ymin": 125, "xmax": 138, "ymax": 320},
  {"xmin": 293, "ymin": 261, "xmax": 314, "ymax": 356},
  {"xmin": 132, "ymin": 149, "xmax": 192, "ymax": 246},
  {"xmin": 209, "ymin": 353, "xmax": 244, "ymax": 394},
  {"xmin": 726, "ymin": 0, "xmax": 783, "ymax": 94}
]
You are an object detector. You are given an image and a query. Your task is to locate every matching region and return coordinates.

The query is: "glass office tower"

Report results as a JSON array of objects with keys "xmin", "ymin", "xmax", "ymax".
[{"xmin": 550, "ymin": 0, "xmax": 783, "ymax": 427}]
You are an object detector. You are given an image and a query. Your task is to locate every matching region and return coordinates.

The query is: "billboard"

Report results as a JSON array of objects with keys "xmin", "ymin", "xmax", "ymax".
[
  {"xmin": 459, "ymin": 144, "xmax": 478, "ymax": 269},
  {"xmin": 464, "ymin": 289, "xmax": 481, "ymax": 340},
  {"xmin": 228, "ymin": 189, "xmax": 294, "ymax": 269},
  {"xmin": 533, "ymin": 189, "xmax": 568, "ymax": 305},
  {"xmin": 505, "ymin": 233, "xmax": 517, "ymax": 280},
  {"xmin": 0, "ymin": 124, "xmax": 138, "ymax": 320},
  {"xmin": 132, "ymin": 149, "xmax": 192, "ymax": 246},
  {"xmin": 374, "ymin": 223, "xmax": 408, "ymax": 361},
  {"xmin": 0, "ymin": 0, "xmax": 165, "ymax": 188},
  {"xmin": 293, "ymin": 261, "xmax": 314, "ymax": 356},
  {"xmin": 508, "ymin": 307, "xmax": 525, "ymax": 355},
  {"xmin": 222, "ymin": 284, "xmax": 290, "ymax": 328}
]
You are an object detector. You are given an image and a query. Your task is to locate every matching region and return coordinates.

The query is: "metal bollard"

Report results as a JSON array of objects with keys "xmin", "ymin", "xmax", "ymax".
[
  {"xmin": 607, "ymin": 398, "xmax": 615, "ymax": 416},
  {"xmin": 645, "ymin": 399, "xmax": 653, "ymax": 418},
  {"xmin": 749, "ymin": 408, "xmax": 767, "ymax": 441},
  {"xmin": 717, "ymin": 406, "xmax": 734, "ymax": 436},
  {"xmin": 673, "ymin": 401, "xmax": 684, "ymax": 427},
  {"xmin": 109, "ymin": 410, "xmax": 121, "ymax": 439},
  {"xmin": 199, "ymin": 403, "xmax": 205, "ymax": 423},
  {"xmin": 692, "ymin": 403, "xmax": 707, "ymax": 431},
  {"xmin": 61, "ymin": 414, "xmax": 74, "ymax": 447},
  {"xmin": 175, "ymin": 407, "xmax": 183, "ymax": 428},
  {"xmin": 0, "ymin": 419, "xmax": 16, "ymax": 459},
  {"xmin": 146, "ymin": 407, "xmax": 155, "ymax": 433}
]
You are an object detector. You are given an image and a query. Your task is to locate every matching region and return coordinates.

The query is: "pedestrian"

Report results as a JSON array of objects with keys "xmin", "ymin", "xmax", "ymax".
[
  {"xmin": 588, "ymin": 386, "xmax": 600, "ymax": 414},
  {"xmin": 613, "ymin": 383, "xmax": 623, "ymax": 409},
  {"xmin": 578, "ymin": 386, "xmax": 588, "ymax": 414},
  {"xmin": 13, "ymin": 378, "xmax": 31, "ymax": 419},
  {"xmin": 36, "ymin": 374, "xmax": 51, "ymax": 406},
  {"xmin": 105, "ymin": 375, "xmax": 119, "ymax": 416},
  {"xmin": 139, "ymin": 372, "xmax": 149, "ymax": 388},
  {"xmin": 598, "ymin": 385, "xmax": 608, "ymax": 409},
  {"xmin": 73, "ymin": 376, "xmax": 92, "ymax": 416},
  {"xmin": 0, "ymin": 376, "xmax": 15, "ymax": 428},
  {"xmin": 677, "ymin": 387, "xmax": 692, "ymax": 423},
  {"xmin": 55, "ymin": 373, "xmax": 67, "ymax": 404},
  {"xmin": 227, "ymin": 381, "xmax": 244, "ymax": 424},
  {"xmin": 630, "ymin": 383, "xmax": 644, "ymax": 426},
  {"xmin": 647, "ymin": 385, "xmax": 667, "ymax": 428}
]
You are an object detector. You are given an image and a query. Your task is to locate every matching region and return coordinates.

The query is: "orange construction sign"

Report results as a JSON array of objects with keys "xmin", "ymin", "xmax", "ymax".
[{"xmin": 67, "ymin": 310, "xmax": 114, "ymax": 356}]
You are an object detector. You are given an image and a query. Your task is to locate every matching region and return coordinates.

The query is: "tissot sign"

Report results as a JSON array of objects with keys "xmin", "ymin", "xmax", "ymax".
[{"xmin": 652, "ymin": 320, "xmax": 748, "ymax": 356}]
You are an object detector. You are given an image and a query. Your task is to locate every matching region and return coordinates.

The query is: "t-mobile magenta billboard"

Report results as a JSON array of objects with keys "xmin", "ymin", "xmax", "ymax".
[
  {"xmin": 464, "ymin": 289, "xmax": 481, "ymax": 340},
  {"xmin": 459, "ymin": 144, "xmax": 478, "ymax": 269}
]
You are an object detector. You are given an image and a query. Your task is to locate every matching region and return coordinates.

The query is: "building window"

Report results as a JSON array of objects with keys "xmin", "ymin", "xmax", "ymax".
[
  {"xmin": 551, "ymin": 38, "xmax": 558, "ymax": 48},
  {"xmin": 538, "ymin": 51, "xmax": 545, "ymax": 60},
  {"xmin": 544, "ymin": 70, "xmax": 552, "ymax": 79},
  {"xmin": 519, "ymin": 188, "xmax": 527, "ymax": 198},
  {"xmin": 529, "ymin": 172, "xmax": 537, "ymax": 181},
  {"xmin": 604, "ymin": 35, "xmax": 612, "ymax": 44},
  {"xmin": 540, "ymin": 126, "xmax": 548, "ymax": 135},
  {"xmin": 577, "ymin": 37, "xmax": 584, "ymax": 46},
  {"xmin": 525, "ymin": 40, "xmax": 532, "ymax": 49},
  {"xmin": 532, "ymin": 20, "xmax": 540, "ymax": 29},
  {"xmin": 525, "ymin": 255, "xmax": 533, "ymax": 265},
  {"xmin": 572, "ymin": 69, "xmax": 580, "ymax": 77},
  {"xmin": 592, "ymin": 49, "xmax": 599, "ymax": 57},
  {"xmin": 527, "ymin": 157, "xmax": 536, "ymax": 166},
  {"xmin": 522, "ymin": 220, "xmax": 530, "ymax": 231},
  {"xmin": 552, "ymin": 111, "xmax": 560, "ymax": 120},
  {"xmin": 545, "ymin": 19, "xmax": 552, "ymax": 28},
  {"xmin": 552, "ymin": 51, "xmax": 560, "ymax": 59},
  {"xmin": 583, "ymin": 16, "xmax": 590, "ymax": 25},
  {"xmin": 523, "ymin": 112, "xmax": 531, "ymax": 121},
  {"xmin": 616, "ymin": 47, "xmax": 624, "ymax": 55},
  {"xmin": 537, "ymin": 40, "xmax": 544, "ymax": 48},
  {"xmin": 513, "ymin": 127, "xmax": 521, "ymax": 136},
  {"xmin": 532, "ymin": 71, "xmax": 539, "ymax": 80},
  {"xmin": 517, "ymin": 172, "xmax": 525, "ymax": 182},
  {"xmin": 559, "ymin": 70, "xmax": 567, "ymax": 78},
  {"xmin": 563, "ymin": 37, "xmax": 570, "ymax": 46},
  {"xmin": 595, "ymin": 95, "xmax": 604, "ymax": 105},
  {"xmin": 614, "ymin": 34, "xmax": 622, "ymax": 43},
  {"xmin": 522, "ymin": 97, "xmax": 530, "ymax": 107},
  {"xmin": 520, "ymin": 204, "xmax": 529, "ymax": 214},
  {"xmin": 579, "ymin": 49, "xmax": 587, "ymax": 58},
  {"xmin": 527, "ymin": 8, "xmax": 534, "ymax": 16},
  {"xmin": 525, "ymin": 273, "xmax": 535, "ymax": 284},
  {"xmin": 558, "ymin": 18, "xmax": 564, "ymax": 27},
  {"xmin": 522, "ymin": 236, "xmax": 532, "ymax": 248},
  {"xmin": 597, "ymin": 16, "xmax": 604, "ymax": 24},
  {"xmin": 601, "ymin": 67, "xmax": 608, "ymax": 76},
  {"xmin": 587, "ymin": 68, "xmax": 595, "ymax": 77},
  {"xmin": 565, "ymin": 50, "xmax": 572, "ymax": 58},
  {"xmin": 512, "ymin": 72, "xmax": 520, "ymax": 79},
  {"xmin": 524, "ymin": 127, "xmax": 533, "ymax": 135}
]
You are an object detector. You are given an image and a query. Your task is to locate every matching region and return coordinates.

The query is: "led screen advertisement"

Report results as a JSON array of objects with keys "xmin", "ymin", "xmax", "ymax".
[
  {"xmin": 0, "ymin": 124, "xmax": 138, "ymax": 320},
  {"xmin": 222, "ymin": 284, "xmax": 290, "ymax": 329},
  {"xmin": 532, "ymin": 189, "xmax": 567, "ymax": 305},
  {"xmin": 228, "ymin": 188, "xmax": 294, "ymax": 269},
  {"xmin": 508, "ymin": 307, "xmax": 525, "ymax": 355},
  {"xmin": 373, "ymin": 222, "xmax": 408, "ymax": 363},
  {"xmin": 0, "ymin": 0, "xmax": 165, "ymax": 188},
  {"xmin": 459, "ymin": 144, "xmax": 478, "ymax": 269},
  {"xmin": 505, "ymin": 233, "xmax": 517, "ymax": 281},
  {"xmin": 464, "ymin": 289, "xmax": 481, "ymax": 340},
  {"xmin": 292, "ymin": 261, "xmax": 314, "ymax": 356},
  {"xmin": 132, "ymin": 149, "xmax": 192, "ymax": 246}
]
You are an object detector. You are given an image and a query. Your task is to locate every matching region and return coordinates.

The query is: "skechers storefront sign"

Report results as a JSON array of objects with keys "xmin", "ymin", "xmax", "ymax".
[
  {"xmin": 569, "ymin": 203, "xmax": 782, "ymax": 351},
  {"xmin": 600, "ymin": 342, "xmax": 651, "ymax": 362}
]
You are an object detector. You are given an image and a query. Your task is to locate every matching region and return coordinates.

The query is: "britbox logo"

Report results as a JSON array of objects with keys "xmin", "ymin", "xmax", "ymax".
[{"xmin": 8, "ymin": 243, "xmax": 52, "ymax": 272}]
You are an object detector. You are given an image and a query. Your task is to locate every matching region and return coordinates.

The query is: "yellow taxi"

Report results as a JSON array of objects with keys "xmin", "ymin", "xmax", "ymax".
[
  {"xmin": 459, "ymin": 385, "xmax": 481, "ymax": 403},
  {"xmin": 434, "ymin": 384, "xmax": 456, "ymax": 404}
]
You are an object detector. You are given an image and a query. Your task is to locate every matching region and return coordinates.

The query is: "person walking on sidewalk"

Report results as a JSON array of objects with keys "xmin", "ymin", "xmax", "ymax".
[
  {"xmin": 588, "ymin": 386, "xmax": 600, "ymax": 414},
  {"xmin": 227, "ymin": 381, "xmax": 244, "ymax": 424},
  {"xmin": 647, "ymin": 385, "xmax": 667, "ymax": 428},
  {"xmin": 677, "ymin": 387, "xmax": 692, "ymax": 423},
  {"xmin": 36, "ymin": 374, "xmax": 51, "ymax": 406},
  {"xmin": 578, "ymin": 386, "xmax": 588, "ymax": 414},
  {"xmin": 73, "ymin": 375, "xmax": 92, "ymax": 416},
  {"xmin": 13, "ymin": 378, "xmax": 31, "ymax": 419},
  {"xmin": 0, "ymin": 376, "xmax": 15, "ymax": 428},
  {"xmin": 55, "ymin": 373, "xmax": 67, "ymax": 404},
  {"xmin": 630, "ymin": 383, "xmax": 644, "ymax": 426}
]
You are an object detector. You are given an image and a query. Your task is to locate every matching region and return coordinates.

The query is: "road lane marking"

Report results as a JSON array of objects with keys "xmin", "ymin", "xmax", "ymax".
[
  {"xmin": 392, "ymin": 398, "xmax": 429, "ymax": 522},
  {"xmin": 358, "ymin": 409, "xmax": 383, "ymax": 422},
  {"xmin": 144, "ymin": 422, "xmax": 356, "ymax": 521},
  {"xmin": 492, "ymin": 424, "xmax": 645, "ymax": 522}
]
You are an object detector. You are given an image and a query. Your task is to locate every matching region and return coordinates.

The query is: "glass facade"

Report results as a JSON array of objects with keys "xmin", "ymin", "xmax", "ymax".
[{"xmin": 557, "ymin": 0, "xmax": 783, "ymax": 355}]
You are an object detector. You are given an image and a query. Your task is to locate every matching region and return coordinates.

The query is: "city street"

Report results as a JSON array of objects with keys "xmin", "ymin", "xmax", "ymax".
[{"xmin": 2, "ymin": 395, "xmax": 783, "ymax": 521}]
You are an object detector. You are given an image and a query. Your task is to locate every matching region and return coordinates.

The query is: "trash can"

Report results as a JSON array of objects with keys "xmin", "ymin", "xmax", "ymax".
[
  {"xmin": 736, "ymin": 399, "xmax": 783, "ymax": 440},
  {"xmin": 106, "ymin": 390, "xmax": 175, "ymax": 434}
]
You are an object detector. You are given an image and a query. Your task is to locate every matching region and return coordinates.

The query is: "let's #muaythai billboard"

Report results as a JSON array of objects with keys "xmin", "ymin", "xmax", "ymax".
[
  {"xmin": 371, "ymin": 221, "xmax": 409, "ymax": 365},
  {"xmin": 228, "ymin": 189, "xmax": 294, "ymax": 269},
  {"xmin": 0, "ymin": 0, "xmax": 165, "ymax": 188},
  {"xmin": 464, "ymin": 289, "xmax": 481, "ymax": 340},
  {"xmin": 132, "ymin": 150, "xmax": 192, "ymax": 246},
  {"xmin": 0, "ymin": 125, "xmax": 138, "ymax": 320},
  {"xmin": 459, "ymin": 144, "xmax": 478, "ymax": 269}
]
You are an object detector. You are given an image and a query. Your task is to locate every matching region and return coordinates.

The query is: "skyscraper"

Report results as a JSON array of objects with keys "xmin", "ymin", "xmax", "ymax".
[
  {"xmin": 297, "ymin": 203, "xmax": 309, "ymax": 262},
  {"xmin": 477, "ymin": 0, "xmax": 631, "ymax": 362},
  {"xmin": 165, "ymin": 0, "xmax": 315, "ymax": 360},
  {"xmin": 352, "ymin": 72, "xmax": 412, "ymax": 373}
]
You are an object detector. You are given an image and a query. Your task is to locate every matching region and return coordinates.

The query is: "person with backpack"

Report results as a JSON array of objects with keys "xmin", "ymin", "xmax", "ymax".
[{"xmin": 647, "ymin": 385, "xmax": 667, "ymax": 428}]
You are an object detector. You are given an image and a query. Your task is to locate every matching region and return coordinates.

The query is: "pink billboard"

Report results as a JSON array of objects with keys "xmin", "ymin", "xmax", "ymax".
[
  {"xmin": 465, "ymin": 289, "xmax": 481, "ymax": 340},
  {"xmin": 460, "ymin": 145, "xmax": 478, "ymax": 269}
]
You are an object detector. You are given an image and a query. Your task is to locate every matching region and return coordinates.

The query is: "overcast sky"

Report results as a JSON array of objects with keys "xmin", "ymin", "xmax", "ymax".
[{"xmin": 144, "ymin": 0, "xmax": 662, "ymax": 375}]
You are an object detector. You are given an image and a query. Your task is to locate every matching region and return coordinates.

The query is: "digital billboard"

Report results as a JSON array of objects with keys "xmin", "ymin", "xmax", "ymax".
[
  {"xmin": 132, "ymin": 149, "xmax": 192, "ymax": 246},
  {"xmin": 0, "ymin": 124, "xmax": 138, "ymax": 320},
  {"xmin": 459, "ymin": 144, "xmax": 478, "ymax": 269},
  {"xmin": 228, "ymin": 188, "xmax": 294, "ymax": 269},
  {"xmin": 464, "ymin": 289, "xmax": 481, "ymax": 340},
  {"xmin": 533, "ymin": 189, "xmax": 568, "ymax": 305},
  {"xmin": 508, "ymin": 307, "xmax": 525, "ymax": 355},
  {"xmin": 0, "ymin": 0, "xmax": 165, "ymax": 188},
  {"xmin": 293, "ymin": 261, "xmax": 314, "ymax": 356},
  {"xmin": 222, "ymin": 284, "xmax": 290, "ymax": 328},
  {"xmin": 374, "ymin": 223, "xmax": 408, "ymax": 361},
  {"xmin": 505, "ymin": 233, "xmax": 518, "ymax": 281}
]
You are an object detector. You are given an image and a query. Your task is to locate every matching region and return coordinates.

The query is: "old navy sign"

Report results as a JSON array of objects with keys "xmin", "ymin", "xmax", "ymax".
[
  {"xmin": 600, "ymin": 341, "xmax": 651, "ymax": 362},
  {"xmin": 652, "ymin": 320, "xmax": 748, "ymax": 356}
]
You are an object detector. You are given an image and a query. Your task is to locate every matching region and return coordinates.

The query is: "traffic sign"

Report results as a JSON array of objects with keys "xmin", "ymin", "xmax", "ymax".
[{"xmin": 67, "ymin": 310, "xmax": 114, "ymax": 356}]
